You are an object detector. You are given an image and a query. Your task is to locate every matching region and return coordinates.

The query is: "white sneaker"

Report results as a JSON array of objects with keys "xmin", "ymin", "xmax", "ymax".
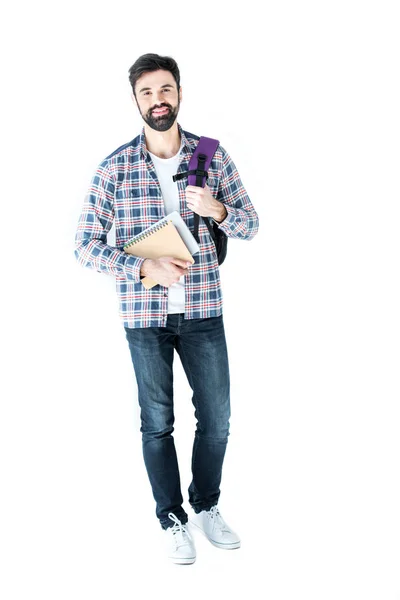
[
  {"xmin": 164, "ymin": 513, "xmax": 196, "ymax": 565},
  {"xmin": 189, "ymin": 505, "xmax": 241, "ymax": 549}
]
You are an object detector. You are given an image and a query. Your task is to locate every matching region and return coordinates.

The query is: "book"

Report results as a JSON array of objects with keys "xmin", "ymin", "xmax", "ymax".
[{"xmin": 123, "ymin": 211, "xmax": 200, "ymax": 289}]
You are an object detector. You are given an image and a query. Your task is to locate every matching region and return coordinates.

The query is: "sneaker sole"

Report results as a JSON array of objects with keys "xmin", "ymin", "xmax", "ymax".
[
  {"xmin": 188, "ymin": 520, "xmax": 241, "ymax": 549},
  {"xmin": 169, "ymin": 555, "xmax": 196, "ymax": 565}
]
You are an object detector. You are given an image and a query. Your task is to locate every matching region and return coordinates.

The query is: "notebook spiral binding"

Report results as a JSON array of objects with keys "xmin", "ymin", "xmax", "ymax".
[{"xmin": 123, "ymin": 219, "xmax": 172, "ymax": 250}]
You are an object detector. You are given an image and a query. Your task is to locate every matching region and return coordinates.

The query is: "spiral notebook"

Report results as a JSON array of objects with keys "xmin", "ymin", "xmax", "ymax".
[{"xmin": 123, "ymin": 212, "xmax": 200, "ymax": 289}]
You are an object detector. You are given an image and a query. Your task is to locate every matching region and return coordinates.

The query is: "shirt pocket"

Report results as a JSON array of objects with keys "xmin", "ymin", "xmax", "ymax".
[
  {"xmin": 115, "ymin": 187, "xmax": 142, "ymax": 210},
  {"xmin": 115, "ymin": 187, "xmax": 161, "ymax": 242}
]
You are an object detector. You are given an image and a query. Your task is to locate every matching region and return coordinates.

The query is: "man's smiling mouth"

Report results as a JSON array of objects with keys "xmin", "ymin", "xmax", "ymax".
[{"xmin": 152, "ymin": 107, "xmax": 169, "ymax": 116}]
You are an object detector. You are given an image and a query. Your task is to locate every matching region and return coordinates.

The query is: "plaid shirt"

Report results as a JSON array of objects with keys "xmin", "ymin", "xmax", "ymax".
[{"xmin": 74, "ymin": 122, "xmax": 259, "ymax": 328}]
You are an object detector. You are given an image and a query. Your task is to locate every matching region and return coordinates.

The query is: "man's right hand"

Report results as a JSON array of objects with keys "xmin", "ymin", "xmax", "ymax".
[{"xmin": 140, "ymin": 257, "xmax": 192, "ymax": 287}]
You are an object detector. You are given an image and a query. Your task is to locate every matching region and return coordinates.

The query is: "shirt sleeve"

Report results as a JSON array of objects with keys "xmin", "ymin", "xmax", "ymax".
[
  {"xmin": 74, "ymin": 160, "xmax": 146, "ymax": 281},
  {"xmin": 212, "ymin": 146, "xmax": 259, "ymax": 240}
]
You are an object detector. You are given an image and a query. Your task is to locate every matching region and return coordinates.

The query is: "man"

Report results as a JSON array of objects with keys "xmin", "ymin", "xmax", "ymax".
[{"xmin": 74, "ymin": 53, "xmax": 259, "ymax": 565}]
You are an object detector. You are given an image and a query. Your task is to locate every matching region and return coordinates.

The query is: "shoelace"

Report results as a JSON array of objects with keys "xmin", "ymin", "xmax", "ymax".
[
  {"xmin": 206, "ymin": 505, "xmax": 231, "ymax": 534},
  {"xmin": 167, "ymin": 513, "xmax": 193, "ymax": 549}
]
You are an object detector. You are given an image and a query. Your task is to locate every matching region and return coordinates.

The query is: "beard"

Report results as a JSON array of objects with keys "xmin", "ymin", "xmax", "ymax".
[{"xmin": 141, "ymin": 99, "xmax": 180, "ymax": 132}]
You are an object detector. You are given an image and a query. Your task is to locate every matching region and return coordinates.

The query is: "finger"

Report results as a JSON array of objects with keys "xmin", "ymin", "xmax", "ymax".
[{"xmin": 170, "ymin": 258, "xmax": 192, "ymax": 268}]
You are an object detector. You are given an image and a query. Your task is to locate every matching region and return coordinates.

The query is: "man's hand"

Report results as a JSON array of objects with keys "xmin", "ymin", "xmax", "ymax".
[
  {"xmin": 185, "ymin": 183, "xmax": 227, "ymax": 222},
  {"xmin": 140, "ymin": 257, "xmax": 192, "ymax": 287}
]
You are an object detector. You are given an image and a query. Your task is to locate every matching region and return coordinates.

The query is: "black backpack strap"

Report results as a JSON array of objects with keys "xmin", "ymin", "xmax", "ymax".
[
  {"xmin": 193, "ymin": 154, "xmax": 208, "ymax": 243},
  {"xmin": 172, "ymin": 167, "xmax": 208, "ymax": 183},
  {"xmin": 202, "ymin": 214, "xmax": 216, "ymax": 244}
]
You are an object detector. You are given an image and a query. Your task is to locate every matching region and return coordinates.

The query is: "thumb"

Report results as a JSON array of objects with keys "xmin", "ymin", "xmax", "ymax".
[{"xmin": 170, "ymin": 257, "xmax": 192, "ymax": 268}]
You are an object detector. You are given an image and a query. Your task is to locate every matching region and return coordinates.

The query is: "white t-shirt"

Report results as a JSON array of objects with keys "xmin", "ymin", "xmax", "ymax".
[{"xmin": 148, "ymin": 138, "xmax": 185, "ymax": 314}]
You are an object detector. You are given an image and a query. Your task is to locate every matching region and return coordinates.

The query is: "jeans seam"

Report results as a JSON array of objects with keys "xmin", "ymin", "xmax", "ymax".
[
  {"xmin": 177, "ymin": 340, "xmax": 199, "ymax": 418},
  {"xmin": 177, "ymin": 339, "xmax": 201, "ymax": 509}
]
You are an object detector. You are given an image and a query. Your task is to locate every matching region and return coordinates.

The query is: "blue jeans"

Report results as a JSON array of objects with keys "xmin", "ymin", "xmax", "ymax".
[{"xmin": 124, "ymin": 313, "xmax": 231, "ymax": 530}]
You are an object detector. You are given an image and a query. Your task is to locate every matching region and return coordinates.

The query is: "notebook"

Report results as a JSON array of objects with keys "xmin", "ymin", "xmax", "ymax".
[{"xmin": 123, "ymin": 211, "xmax": 200, "ymax": 289}]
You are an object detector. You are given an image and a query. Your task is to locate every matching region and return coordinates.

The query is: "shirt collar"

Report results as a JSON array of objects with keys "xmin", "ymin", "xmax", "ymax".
[{"xmin": 139, "ymin": 122, "xmax": 196, "ymax": 158}]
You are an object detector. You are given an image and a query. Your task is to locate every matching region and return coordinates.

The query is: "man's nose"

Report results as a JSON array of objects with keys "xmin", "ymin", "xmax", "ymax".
[{"xmin": 154, "ymin": 91, "xmax": 165, "ymax": 105}]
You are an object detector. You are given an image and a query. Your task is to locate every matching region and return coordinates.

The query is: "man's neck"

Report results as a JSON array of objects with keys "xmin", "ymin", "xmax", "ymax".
[{"xmin": 144, "ymin": 122, "xmax": 181, "ymax": 158}]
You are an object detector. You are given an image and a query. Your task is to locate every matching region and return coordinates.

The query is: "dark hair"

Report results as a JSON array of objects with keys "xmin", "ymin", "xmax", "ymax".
[{"xmin": 128, "ymin": 53, "xmax": 180, "ymax": 98}]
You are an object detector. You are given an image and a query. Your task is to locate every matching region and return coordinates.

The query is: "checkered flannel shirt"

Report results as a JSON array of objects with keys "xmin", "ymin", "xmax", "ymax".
[{"xmin": 74, "ymin": 122, "xmax": 259, "ymax": 328}]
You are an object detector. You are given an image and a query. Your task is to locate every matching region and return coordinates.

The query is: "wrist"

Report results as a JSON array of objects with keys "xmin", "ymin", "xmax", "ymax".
[{"xmin": 213, "ymin": 203, "xmax": 227, "ymax": 223}]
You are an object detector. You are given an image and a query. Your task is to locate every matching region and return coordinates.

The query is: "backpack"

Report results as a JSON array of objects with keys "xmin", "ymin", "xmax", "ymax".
[{"xmin": 172, "ymin": 136, "xmax": 228, "ymax": 265}]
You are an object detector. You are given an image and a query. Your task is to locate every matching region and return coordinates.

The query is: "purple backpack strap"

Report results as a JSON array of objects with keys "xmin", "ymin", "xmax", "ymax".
[
  {"xmin": 171, "ymin": 135, "xmax": 220, "ymax": 243},
  {"xmin": 187, "ymin": 136, "xmax": 220, "ymax": 187},
  {"xmin": 188, "ymin": 137, "xmax": 219, "ymax": 243}
]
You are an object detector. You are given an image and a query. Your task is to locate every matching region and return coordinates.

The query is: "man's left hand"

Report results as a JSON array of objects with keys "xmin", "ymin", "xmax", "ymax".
[{"xmin": 185, "ymin": 183, "xmax": 225, "ymax": 221}]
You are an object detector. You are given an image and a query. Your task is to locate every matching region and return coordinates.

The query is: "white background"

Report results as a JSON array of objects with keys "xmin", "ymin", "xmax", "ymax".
[{"xmin": 1, "ymin": 1, "xmax": 399, "ymax": 598}]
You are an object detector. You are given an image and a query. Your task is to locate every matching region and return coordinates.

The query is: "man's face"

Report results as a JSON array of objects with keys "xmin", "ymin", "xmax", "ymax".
[{"xmin": 134, "ymin": 69, "xmax": 181, "ymax": 132}]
